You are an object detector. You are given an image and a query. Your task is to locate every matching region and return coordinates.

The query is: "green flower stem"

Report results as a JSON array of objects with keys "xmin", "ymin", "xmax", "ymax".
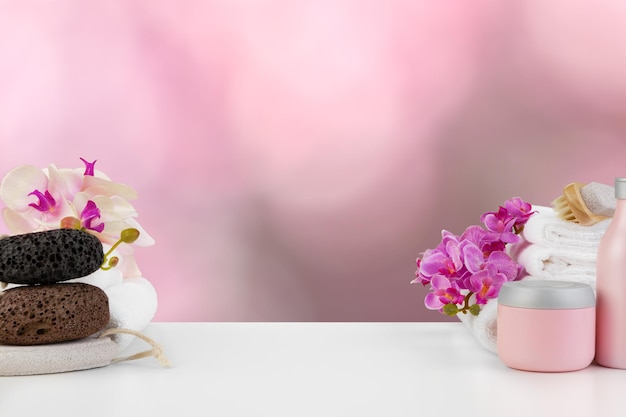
[{"xmin": 100, "ymin": 228, "xmax": 140, "ymax": 270}]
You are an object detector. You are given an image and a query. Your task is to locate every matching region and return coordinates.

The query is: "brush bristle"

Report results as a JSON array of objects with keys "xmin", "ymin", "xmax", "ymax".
[{"xmin": 552, "ymin": 195, "xmax": 578, "ymax": 222}]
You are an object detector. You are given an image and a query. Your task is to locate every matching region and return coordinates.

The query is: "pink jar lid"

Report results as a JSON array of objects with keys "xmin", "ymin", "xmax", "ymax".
[{"xmin": 498, "ymin": 280, "xmax": 595, "ymax": 309}]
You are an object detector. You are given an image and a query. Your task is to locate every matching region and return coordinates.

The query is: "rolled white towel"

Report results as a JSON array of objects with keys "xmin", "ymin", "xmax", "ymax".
[
  {"xmin": 522, "ymin": 205, "xmax": 610, "ymax": 249},
  {"xmin": 103, "ymin": 277, "xmax": 158, "ymax": 353},
  {"xmin": 70, "ymin": 264, "xmax": 158, "ymax": 353},
  {"xmin": 458, "ymin": 300, "xmax": 498, "ymax": 354}
]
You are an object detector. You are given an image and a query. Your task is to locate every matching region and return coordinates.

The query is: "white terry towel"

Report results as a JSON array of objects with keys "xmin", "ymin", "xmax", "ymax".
[
  {"xmin": 513, "ymin": 243, "xmax": 597, "ymax": 290},
  {"xmin": 458, "ymin": 300, "xmax": 498, "ymax": 354},
  {"xmin": 69, "ymin": 265, "xmax": 158, "ymax": 353},
  {"xmin": 103, "ymin": 277, "xmax": 158, "ymax": 353},
  {"xmin": 521, "ymin": 205, "xmax": 610, "ymax": 249}
]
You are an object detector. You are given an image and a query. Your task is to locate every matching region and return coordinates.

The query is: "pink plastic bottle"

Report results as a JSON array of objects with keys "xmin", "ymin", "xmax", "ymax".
[{"xmin": 596, "ymin": 177, "xmax": 626, "ymax": 369}]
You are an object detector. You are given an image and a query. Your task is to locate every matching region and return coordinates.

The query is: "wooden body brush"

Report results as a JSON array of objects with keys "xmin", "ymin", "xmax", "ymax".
[{"xmin": 552, "ymin": 182, "xmax": 615, "ymax": 225}]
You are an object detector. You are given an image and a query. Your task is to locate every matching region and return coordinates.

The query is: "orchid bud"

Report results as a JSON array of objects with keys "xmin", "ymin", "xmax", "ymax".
[
  {"xmin": 469, "ymin": 304, "xmax": 481, "ymax": 316},
  {"xmin": 120, "ymin": 228, "xmax": 140, "ymax": 244},
  {"xmin": 60, "ymin": 216, "xmax": 82, "ymax": 230},
  {"xmin": 443, "ymin": 304, "xmax": 459, "ymax": 316}
]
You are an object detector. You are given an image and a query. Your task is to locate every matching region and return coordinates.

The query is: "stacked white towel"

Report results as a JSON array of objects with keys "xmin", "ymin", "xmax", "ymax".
[
  {"xmin": 460, "ymin": 205, "xmax": 610, "ymax": 354},
  {"xmin": 512, "ymin": 205, "xmax": 610, "ymax": 290}
]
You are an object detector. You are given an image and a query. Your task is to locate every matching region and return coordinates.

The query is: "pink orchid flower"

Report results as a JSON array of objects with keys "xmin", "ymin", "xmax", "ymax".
[
  {"xmin": 467, "ymin": 264, "xmax": 507, "ymax": 305},
  {"xmin": 414, "ymin": 197, "xmax": 535, "ymax": 316},
  {"xmin": 424, "ymin": 275, "xmax": 465, "ymax": 311}
]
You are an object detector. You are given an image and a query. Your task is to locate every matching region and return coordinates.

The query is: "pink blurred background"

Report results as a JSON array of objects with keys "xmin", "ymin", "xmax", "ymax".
[{"xmin": 1, "ymin": 1, "xmax": 626, "ymax": 322}]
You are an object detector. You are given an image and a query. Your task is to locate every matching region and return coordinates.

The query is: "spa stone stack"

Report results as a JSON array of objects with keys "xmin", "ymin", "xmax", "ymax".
[{"xmin": 0, "ymin": 229, "xmax": 109, "ymax": 345}]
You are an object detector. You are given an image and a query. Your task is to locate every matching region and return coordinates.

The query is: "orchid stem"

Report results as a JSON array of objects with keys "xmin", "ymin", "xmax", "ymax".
[
  {"xmin": 103, "ymin": 240, "xmax": 123, "ymax": 262},
  {"xmin": 458, "ymin": 292, "xmax": 474, "ymax": 314}
]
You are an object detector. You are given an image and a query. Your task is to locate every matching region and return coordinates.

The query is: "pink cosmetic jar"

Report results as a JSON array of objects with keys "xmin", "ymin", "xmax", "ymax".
[{"xmin": 497, "ymin": 280, "xmax": 596, "ymax": 372}]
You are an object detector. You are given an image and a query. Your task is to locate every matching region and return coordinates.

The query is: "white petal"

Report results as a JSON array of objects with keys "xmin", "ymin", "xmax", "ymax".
[
  {"xmin": 118, "ymin": 252, "xmax": 143, "ymax": 278},
  {"xmin": 0, "ymin": 165, "xmax": 48, "ymax": 211},
  {"xmin": 124, "ymin": 217, "xmax": 155, "ymax": 247},
  {"xmin": 2, "ymin": 208, "xmax": 39, "ymax": 234},
  {"xmin": 81, "ymin": 176, "xmax": 138, "ymax": 200},
  {"xmin": 92, "ymin": 195, "xmax": 138, "ymax": 221},
  {"xmin": 47, "ymin": 164, "xmax": 82, "ymax": 200}
]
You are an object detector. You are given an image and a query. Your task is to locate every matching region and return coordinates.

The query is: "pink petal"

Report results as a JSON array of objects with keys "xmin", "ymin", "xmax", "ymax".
[
  {"xmin": 80, "ymin": 158, "xmax": 97, "ymax": 176},
  {"xmin": 425, "ymin": 292, "xmax": 444, "ymax": 310}
]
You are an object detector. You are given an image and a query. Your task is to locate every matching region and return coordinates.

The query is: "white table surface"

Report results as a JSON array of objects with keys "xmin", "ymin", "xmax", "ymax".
[{"xmin": 0, "ymin": 322, "xmax": 623, "ymax": 416}]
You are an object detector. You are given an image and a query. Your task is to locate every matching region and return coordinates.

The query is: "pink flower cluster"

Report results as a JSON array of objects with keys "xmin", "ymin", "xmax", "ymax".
[{"xmin": 413, "ymin": 198, "xmax": 535, "ymax": 316}]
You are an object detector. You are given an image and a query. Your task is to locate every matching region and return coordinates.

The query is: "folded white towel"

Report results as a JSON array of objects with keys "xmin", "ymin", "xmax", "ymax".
[
  {"xmin": 514, "ymin": 243, "xmax": 597, "ymax": 290},
  {"xmin": 522, "ymin": 205, "xmax": 611, "ymax": 249}
]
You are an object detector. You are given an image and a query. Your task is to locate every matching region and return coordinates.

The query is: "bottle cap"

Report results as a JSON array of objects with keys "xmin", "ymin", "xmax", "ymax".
[
  {"xmin": 616, "ymin": 177, "xmax": 626, "ymax": 198},
  {"xmin": 498, "ymin": 280, "xmax": 595, "ymax": 309}
]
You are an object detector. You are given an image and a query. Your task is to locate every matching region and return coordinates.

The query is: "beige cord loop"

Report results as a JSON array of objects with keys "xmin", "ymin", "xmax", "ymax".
[{"xmin": 99, "ymin": 328, "xmax": 172, "ymax": 367}]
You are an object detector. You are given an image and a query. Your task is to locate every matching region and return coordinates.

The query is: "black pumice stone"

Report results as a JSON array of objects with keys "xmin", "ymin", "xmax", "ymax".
[{"xmin": 0, "ymin": 229, "xmax": 104, "ymax": 285}]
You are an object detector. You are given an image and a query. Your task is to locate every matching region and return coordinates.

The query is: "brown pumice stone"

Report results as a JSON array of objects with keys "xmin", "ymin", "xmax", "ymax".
[
  {"xmin": 0, "ymin": 229, "xmax": 104, "ymax": 285},
  {"xmin": 0, "ymin": 283, "xmax": 110, "ymax": 345}
]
